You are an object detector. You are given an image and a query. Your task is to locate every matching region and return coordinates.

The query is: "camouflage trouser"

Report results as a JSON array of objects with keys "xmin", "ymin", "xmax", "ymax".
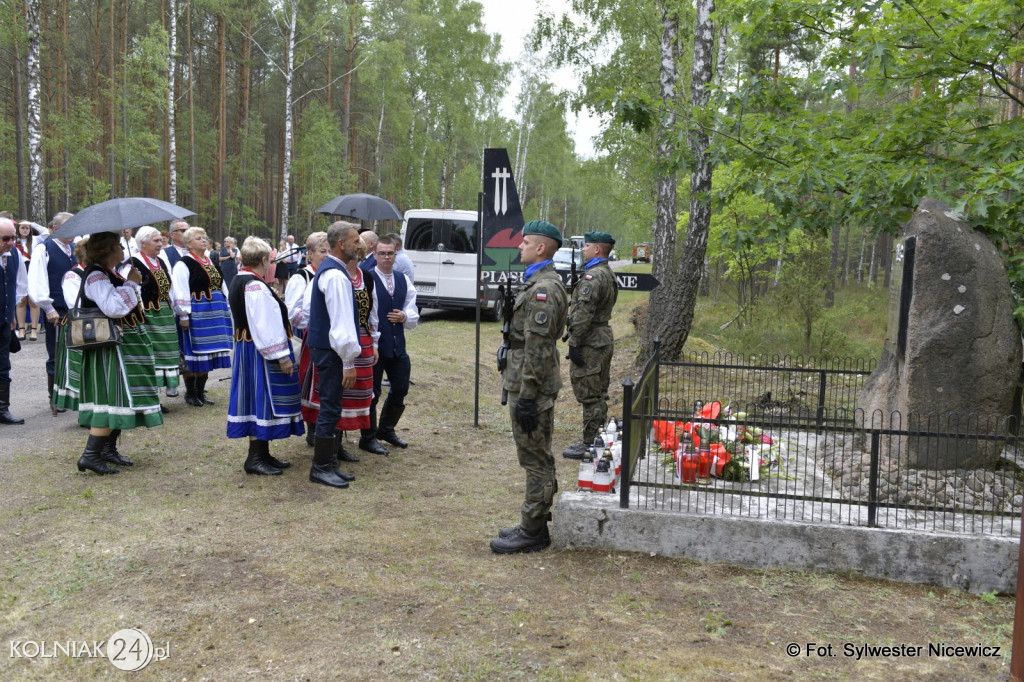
[
  {"xmin": 569, "ymin": 344, "xmax": 613, "ymax": 445},
  {"xmin": 508, "ymin": 391, "xmax": 558, "ymax": 533}
]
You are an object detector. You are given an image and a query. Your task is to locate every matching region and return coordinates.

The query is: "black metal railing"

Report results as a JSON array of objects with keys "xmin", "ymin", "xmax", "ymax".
[{"xmin": 618, "ymin": 344, "xmax": 1023, "ymax": 537}]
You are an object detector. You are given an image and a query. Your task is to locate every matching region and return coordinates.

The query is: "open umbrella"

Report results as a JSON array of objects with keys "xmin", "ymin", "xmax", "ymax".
[
  {"xmin": 315, "ymin": 193, "xmax": 402, "ymax": 221},
  {"xmin": 51, "ymin": 197, "xmax": 196, "ymax": 238}
]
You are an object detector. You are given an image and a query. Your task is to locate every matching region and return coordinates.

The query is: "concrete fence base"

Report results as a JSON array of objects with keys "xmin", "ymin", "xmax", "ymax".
[{"xmin": 553, "ymin": 492, "xmax": 1020, "ymax": 594}]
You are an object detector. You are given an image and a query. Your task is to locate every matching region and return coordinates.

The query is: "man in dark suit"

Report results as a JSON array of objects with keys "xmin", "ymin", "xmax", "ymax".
[
  {"xmin": 163, "ymin": 219, "xmax": 189, "ymax": 268},
  {"xmin": 0, "ymin": 217, "xmax": 26, "ymax": 424}
]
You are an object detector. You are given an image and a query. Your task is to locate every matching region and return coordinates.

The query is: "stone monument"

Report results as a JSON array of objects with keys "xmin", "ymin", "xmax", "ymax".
[{"xmin": 857, "ymin": 198, "xmax": 1022, "ymax": 468}]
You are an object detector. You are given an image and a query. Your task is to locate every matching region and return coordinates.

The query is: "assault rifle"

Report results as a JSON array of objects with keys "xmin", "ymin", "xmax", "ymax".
[{"xmin": 496, "ymin": 279, "xmax": 517, "ymax": 405}]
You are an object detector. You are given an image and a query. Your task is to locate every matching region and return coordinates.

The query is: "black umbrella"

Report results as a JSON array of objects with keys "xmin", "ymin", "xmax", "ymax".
[
  {"xmin": 315, "ymin": 193, "xmax": 403, "ymax": 221},
  {"xmin": 51, "ymin": 197, "xmax": 196, "ymax": 238}
]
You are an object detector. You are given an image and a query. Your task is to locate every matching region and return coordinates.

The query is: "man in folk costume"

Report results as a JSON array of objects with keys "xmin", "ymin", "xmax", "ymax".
[
  {"xmin": 26, "ymin": 212, "xmax": 75, "ymax": 415},
  {"xmin": 305, "ymin": 221, "xmax": 363, "ymax": 489},
  {"xmin": 366, "ymin": 234, "xmax": 419, "ymax": 451},
  {"xmin": 491, "ymin": 221, "xmax": 568, "ymax": 554},
  {"xmin": 0, "ymin": 217, "xmax": 28, "ymax": 424}
]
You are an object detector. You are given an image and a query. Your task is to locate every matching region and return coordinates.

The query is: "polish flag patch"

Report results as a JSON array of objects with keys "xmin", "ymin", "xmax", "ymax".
[{"xmin": 536, "ymin": 291, "xmax": 547, "ymax": 301}]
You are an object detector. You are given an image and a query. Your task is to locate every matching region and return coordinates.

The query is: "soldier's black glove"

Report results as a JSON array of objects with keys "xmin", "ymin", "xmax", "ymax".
[
  {"xmin": 567, "ymin": 345, "xmax": 585, "ymax": 367},
  {"xmin": 515, "ymin": 398, "xmax": 539, "ymax": 433}
]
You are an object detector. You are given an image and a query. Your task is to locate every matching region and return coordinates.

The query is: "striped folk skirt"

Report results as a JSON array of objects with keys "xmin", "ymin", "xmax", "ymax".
[
  {"xmin": 53, "ymin": 319, "xmax": 83, "ymax": 411},
  {"xmin": 178, "ymin": 291, "xmax": 233, "ymax": 373},
  {"xmin": 227, "ymin": 339, "xmax": 304, "ymax": 441},
  {"xmin": 142, "ymin": 304, "xmax": 182, "ymax": 388},
  {"xmin": 300, "ymin": 327, "xmax": 373, "ymax": 431},
  {"xmin": 76, "ymin": 323, "xmax": 163, "ymax": 430}
]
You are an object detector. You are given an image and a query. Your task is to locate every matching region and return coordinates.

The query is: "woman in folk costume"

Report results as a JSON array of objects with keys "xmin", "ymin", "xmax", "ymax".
[
  {"xmin": 170, "ymin": 226, "xmax": 233, "ymax": 407},
  {"xmin": 227, "ymin": 237, "xmax": 303, "ymax": 475},
  {"xmin": 13, "ymin": 220, "xmax": 42, "ymax": 341},
  {"xmin": 131, "ymin": 226, "xmax": 181, "ymax": 403},
  {"xmin": 299, "ymin": 235, "xmax": 375, "ymax": 465},
  {"xmin": 74, "ymin": 232, "xmax": 162, "ymax": 475},
  {"xmin": 345, "ymin": 240, "xmax": 382, "ymax": 456},
  {"xmin": 286, "ymin": 231, "xmax": 328, "ymax": 445},
  {"xmin": 52, "ymin": 239, "xmax": 88, "ymax": 412}
]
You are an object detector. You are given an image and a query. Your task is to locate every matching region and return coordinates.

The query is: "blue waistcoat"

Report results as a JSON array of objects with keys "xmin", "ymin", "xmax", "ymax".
[
  {"xmin": 44, "ymin": 238, "xmax": 75, "ymax": 314},
  {"xmin": 372, "ymin": 271, "xmax": 407, "ymax": 359},
  {"xmin": 164, "ymin": 245, "xmax": 183, "ymax": 268},
  {"xmin": 2, "ymin": 250, "xmax": 20, "ymax": 324},
  {"xmin": 306, "ymin": 258, "xmax": 359, "ymax": 351}
]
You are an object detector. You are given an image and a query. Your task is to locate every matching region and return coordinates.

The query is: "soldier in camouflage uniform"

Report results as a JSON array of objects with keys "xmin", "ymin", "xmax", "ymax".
[
  {"xmin": 491, "ymin": 220, "xmax": 568, "ymax": 554},
  {"xmin": 562, "ymin": 231, "xmax": 619, "ymax": 459}
]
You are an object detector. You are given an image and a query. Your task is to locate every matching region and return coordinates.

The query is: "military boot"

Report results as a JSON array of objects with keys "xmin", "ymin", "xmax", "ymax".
[
  {"xmin": 309, "ymin": 436, "xmax": 349, "ymax": 489},
  {"xmin": 77, "ymin": 434, "xmax": 119, "ymax": 475},
  {"xmin": 377, "ymin": 403, "xmax": 408, "ymax": 448},
  {"xmin": 0, "ymin": 381, "xmax": 25, "ymax": 425},
  {"xmin": 244, "ymin": 439, "xmax": 283, "ymax": 476},
  {"xmin": 101, "ymin": 429, "xmax": 134, "ymax": 466},
  {"xmin": 490, "ymin": 525, "xmax": 551, "ymax": 554}
]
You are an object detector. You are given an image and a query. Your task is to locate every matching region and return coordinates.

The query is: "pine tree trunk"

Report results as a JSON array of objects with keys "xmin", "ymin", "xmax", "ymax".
[
  {"xmin": 643, "ymin": 2, "xmax": 680, "ymax": 357},
  {"xmin": 217, "ymin": 12, "xmax": 227, "ymax": 233},
  {"xmin": 187, "ymin": 0, "xmax": 196, "ymax": 208},
  {"xmin": 107, "ymin": 0, "xmax": 116, "ymax": 198},
  {"xmin": 13, "ymin": 14, "xmax": 28, "ymax": 219},
  {"xmin": 657, "ymin": 0, "xmax": 715, "ymax": 361}
]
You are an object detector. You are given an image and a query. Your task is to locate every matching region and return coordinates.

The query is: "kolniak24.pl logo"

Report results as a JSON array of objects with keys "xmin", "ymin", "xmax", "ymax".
[{"xmin": 10, "ymin": 628, "xmax": 169, "ymax": 671}]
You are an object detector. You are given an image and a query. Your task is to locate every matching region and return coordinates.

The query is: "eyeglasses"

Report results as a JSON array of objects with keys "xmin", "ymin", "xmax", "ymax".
[{"xmin": 0, "ymin": 236, "xmax": 15, "ymax": 242}]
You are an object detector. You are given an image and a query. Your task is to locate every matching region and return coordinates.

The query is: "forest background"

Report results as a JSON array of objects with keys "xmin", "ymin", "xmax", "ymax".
[{"xmin": 2, "ymin": 0, "xmax": 1024, "ymax": 360}]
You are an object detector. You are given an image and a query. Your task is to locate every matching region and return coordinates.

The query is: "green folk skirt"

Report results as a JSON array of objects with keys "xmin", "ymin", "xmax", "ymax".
[{"xmin": 76, "ymin": 323, "xmax": 164, "ymax": 430}]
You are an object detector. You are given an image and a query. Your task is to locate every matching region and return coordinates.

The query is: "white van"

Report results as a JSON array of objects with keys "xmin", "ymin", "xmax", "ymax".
[{"xmin": 401, "ymin": 209, "xmax": 503, "ymax": 321}]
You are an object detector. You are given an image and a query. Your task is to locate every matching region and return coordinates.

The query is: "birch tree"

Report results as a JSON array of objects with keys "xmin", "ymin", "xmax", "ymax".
[
  {"xmin": 24, "ymin": 0, "xmax": 43, "ymax": 221},
  {"xmin": 167, "ymin": 0, "xmax": 178, "ymax": 204}
]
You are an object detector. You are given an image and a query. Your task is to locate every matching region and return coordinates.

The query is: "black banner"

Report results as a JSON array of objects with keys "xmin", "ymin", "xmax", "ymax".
[{"xmin": 481, "ymin": 148, "xmax": 525, "ymax": 272}]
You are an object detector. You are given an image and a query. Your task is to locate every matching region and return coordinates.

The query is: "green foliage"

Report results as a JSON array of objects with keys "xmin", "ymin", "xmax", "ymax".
[
  {"xmin": 292, "ymin": 102, "xmax": 349, "ymax": 227},
  {"xmin": 115, "ymin": 22, "xmax": 169, "ymax": 191}
]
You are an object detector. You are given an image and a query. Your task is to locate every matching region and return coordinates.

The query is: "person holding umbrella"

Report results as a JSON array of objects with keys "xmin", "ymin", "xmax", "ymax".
[
  {"xmin": 227, "ymin": 237, "xmax": 304, "ymax": 475},
  {"xmin": 73, "ymin": 232, "xmax": 162, "ymax": 475},
  {"xmin": 170, "ymin": 226, "xmax": 233, "ymax": 406}
]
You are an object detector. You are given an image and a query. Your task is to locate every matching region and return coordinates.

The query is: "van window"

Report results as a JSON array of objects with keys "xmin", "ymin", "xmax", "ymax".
[{"xmin": 404, "ymin": 217, "xmax": 478, "ymax": 253}]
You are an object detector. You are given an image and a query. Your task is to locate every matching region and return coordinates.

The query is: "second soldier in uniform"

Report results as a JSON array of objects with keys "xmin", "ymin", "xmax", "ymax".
[
  {"xmin": 562, "ymin": 232, "xmax": 618, "ymax": 459},
  {"xmin": 491, "ymin": 221, "xmax": 568, "ymax": 554}
]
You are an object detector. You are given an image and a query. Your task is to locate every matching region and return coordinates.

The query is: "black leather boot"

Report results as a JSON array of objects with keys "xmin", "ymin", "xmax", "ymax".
[
  {"xmin": 309, "ymin": 436, "xmax": 349, "ymax": 489},
  {"xmin": 101, "ymin": 429, "xmax": 134, "ymax": 466},
  {"xmin": 184, "ymin": 375, "xmax": 203, "ymax": 407},
  {"xmin": 358, "ymin": 409, "xmax": 388, "ymax": 455},
  {"xmin": 335, "ymin": 430, "xmax": 359, "ymax": 462},
  {"xmin": 562, "ymin": 442, "xmax": 588, "ymax": 459},
  {"xmin": 77, "ymin": 434, "xmax": 119, "ymax": 475},
  {"xmin": 265, "ymin": 444, "xmax": 291, "ymax": 470},
  {"xmin": 377, "ymin": 403, "xmax": 408, "ymax": 448},
  {"xmin": 195, "ymin": 374, "xmax": 214, "ymax": 405},
  {"xmin": 0, "ymin": 381, "xmax": 25, "ymax": 425},
  {"xmin": 490, "ymin": 525, "xmax": 550, "ymax": 554},
  {"xmin": 244, "ymin": 439, "xmax": 283, "ymax": 475}
]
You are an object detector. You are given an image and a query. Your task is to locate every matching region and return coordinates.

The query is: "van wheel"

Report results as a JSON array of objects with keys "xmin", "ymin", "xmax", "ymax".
[{"xmin": 486, "ymin": 297, "xmax": 503, "ymax": 322}]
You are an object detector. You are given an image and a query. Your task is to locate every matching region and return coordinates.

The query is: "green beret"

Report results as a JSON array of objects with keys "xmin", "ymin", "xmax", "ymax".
[
  {"xmin": 584, "ymin": 231, "xmax": 616, "ymax": 245},
  {"xmin": 522, "ymin": 220, "xmax": 563, "ymax": 248}
]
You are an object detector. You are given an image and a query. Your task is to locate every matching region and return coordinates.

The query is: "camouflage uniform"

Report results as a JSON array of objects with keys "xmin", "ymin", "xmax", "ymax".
[
  {"xmin": 502, "ymin": 263, "xmax": 568, "ymax": 533},
  {"xmin": 567, "ymin": 259, "xmax": 618, "ymax": 446}
]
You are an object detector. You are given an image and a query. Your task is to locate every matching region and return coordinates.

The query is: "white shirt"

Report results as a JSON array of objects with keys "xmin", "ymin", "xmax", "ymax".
[
  {"xmin": 243, "ymin": 276, "xmax": 291, "ymax": 361},
  {"xmin": 27, "ymin": 239, "xmax": 75, "ymax": 315},
  {"xmin": 311, "ymin": 256, "xmax": 361, "ymax": 368},
  {"xmin": 61, "ymin": 268, "xmax": 84, "ymax": 310},
  {"xmin": 120, "ymin": 236, "xmax": 139, "ymax": 262},
  {"xmin": 284, "ymin": 265, "xmax": 315, "ymax": 330},
  {"xmin": 2, "ymin": 251, "xmax": 28, "ymax": 302},
  {"xmin": 369, "ymin": 267, "xmax": 419, "ymax": 334},
  {"xmin": 170, "ymin": 253, "xmax": 229, "ymax": 319},
  {"xmin": 82, "ymin": 268, "xmax": 142, "ymax": 318},
  {"xmin": 284, "ymin": 243, "xmax": 302, "ymax": 264}
]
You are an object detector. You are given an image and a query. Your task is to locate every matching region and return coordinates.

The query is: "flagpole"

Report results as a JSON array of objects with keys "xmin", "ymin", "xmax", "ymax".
[{"xmin": 473, "ymin": 190, "xmax": 483, "ymax": 428}]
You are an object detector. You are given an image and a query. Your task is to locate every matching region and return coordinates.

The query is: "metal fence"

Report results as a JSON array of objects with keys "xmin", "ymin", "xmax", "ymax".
[{"xmin": 619, "ymin": 343, "xmax": 1023, "ymax": 537}]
